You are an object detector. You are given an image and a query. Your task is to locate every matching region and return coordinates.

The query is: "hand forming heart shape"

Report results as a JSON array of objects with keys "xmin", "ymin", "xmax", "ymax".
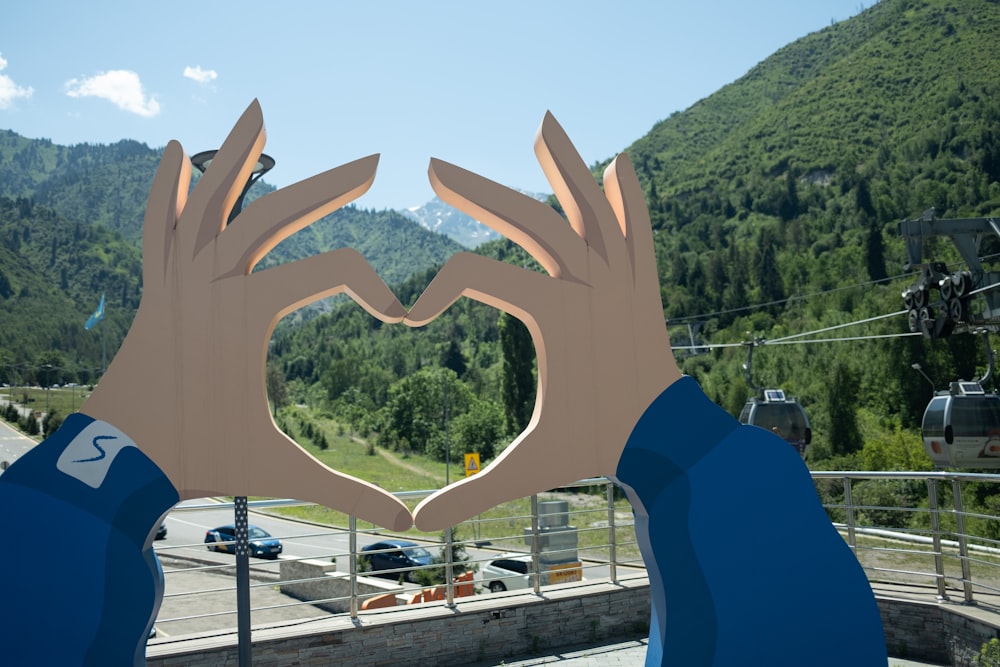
[{"xmin": 80, "ymin": 100, "xmax": 682, "ymax": 533}]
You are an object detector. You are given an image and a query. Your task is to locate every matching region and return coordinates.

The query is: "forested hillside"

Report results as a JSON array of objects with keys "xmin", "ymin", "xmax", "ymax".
[
  {"xmin": 0, "ymin": 134, "xmax": 464, "ymax": 379},
  {"xmin": 618, "ymin": 0, "xmax": 1000, "ymax": 461},
  {"xmin": 0, "ymin": 196, "xmax": 140, "ymax": 376}
]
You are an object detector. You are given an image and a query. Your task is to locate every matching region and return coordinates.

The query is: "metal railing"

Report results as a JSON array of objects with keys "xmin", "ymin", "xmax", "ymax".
[
  {"xmin": 150, "ymin": 470, "xmax": 1000, "ymax": 662},
  {"xmin": 150, "ymin": 478, "xmax": 643, "ymax": 659},
  {"xmin": 813, "ymin": 470, "xmax": 1000, "ymax": 606}
]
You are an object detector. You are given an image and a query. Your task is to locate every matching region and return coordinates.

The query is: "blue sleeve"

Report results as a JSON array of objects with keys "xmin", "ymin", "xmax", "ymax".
[
  {"xmin": 612, "ymin": 377, "xmax": 887, "ymax": 666},
  {"xmin": 0, "ymin": 413, "xmax": 179, "ymax": 667}
]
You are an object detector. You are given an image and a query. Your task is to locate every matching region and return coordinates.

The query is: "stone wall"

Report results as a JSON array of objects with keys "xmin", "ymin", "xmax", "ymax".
[
  {"xmin": 146, "ymin": 579, "xmax": 1000, "ymax": 666},
  {"xmin": 878, "ymin": 594, "xmax": 1000, "ymax": 666}
]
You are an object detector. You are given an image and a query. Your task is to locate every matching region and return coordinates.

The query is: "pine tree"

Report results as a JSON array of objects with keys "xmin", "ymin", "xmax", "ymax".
[{"xmin": 500, "ymin": 313, "xmax": 535, "ymax": 436}]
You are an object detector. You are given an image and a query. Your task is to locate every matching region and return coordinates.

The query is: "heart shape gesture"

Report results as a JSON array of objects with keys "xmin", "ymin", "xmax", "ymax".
[
  {"xmin": 82, "ymin": 100, "xmax": 411, "ymax": 531},
  {"xmin": 407, "ymin": 111, "xmax": 682, "ymax": 530}
]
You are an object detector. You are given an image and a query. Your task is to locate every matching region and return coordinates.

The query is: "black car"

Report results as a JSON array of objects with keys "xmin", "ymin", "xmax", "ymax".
[
  {"xmin": 360, "ymin": 539, "xmax": 434, "ymax": 582},
  {"xmin": 155, "ymin": 522, "xmax": 167, "ymax": 540},
  {"xmin": 205, "ymin": 524, "xmax": 283, "ymax": 559}
]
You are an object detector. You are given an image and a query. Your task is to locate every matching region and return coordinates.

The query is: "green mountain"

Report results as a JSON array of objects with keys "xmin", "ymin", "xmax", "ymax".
[
  {"xmin": 605, "ymin": 0, "xmax": 1000, "ymax": 459},
  {"xmin": 0, "ymin": 133, "xmax": 463, "ymax": 381},
  {"xmin": 0, "ymin": 196, "xmax": 142, "ymax": 381}
]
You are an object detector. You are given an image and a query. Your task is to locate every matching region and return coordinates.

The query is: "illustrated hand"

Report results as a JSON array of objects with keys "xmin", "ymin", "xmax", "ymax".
[
  {"xmin": 407, "ymin": 112, "xmax": 682, "ymax": 530},
  {"xmin": 81, "ymin": 100, "xmax": 411, "ymax": 531}
]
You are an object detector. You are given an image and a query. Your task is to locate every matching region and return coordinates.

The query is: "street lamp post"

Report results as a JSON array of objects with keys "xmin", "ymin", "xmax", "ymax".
[
  {"xmin": 190, "ymin": 150, "xmax": 275, "ymax": 225},
  {"xmin": 41, "ymin": 364, "xmax": 53, "ymax": 417},
  {"xmin": 911, "ymin": 363, "xmax": 936, "ymax": 396},
  {"xmin": 443, "ymin": 371, "xmax": 450, "ymax": 486}
]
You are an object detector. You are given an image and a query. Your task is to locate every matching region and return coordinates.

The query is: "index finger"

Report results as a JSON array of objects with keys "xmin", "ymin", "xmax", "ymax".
[
  {"xmin": 216, "ymin": 154, "xmax": 380, "ymax": 278},
  {"xmin": 429, "ymin": 158, "xmax": 588, "ymax": 280}
]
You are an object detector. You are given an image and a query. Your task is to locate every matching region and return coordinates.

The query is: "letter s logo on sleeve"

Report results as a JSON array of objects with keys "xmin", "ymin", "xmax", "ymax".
[{"xmin": 56, "ymin": 421, "xmax": 136, "ymax": 489}]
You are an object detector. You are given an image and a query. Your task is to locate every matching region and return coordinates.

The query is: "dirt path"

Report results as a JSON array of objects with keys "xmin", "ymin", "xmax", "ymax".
[{"xmin": 365, "ymin": 439, "xmax": 446, "ymax": 485}]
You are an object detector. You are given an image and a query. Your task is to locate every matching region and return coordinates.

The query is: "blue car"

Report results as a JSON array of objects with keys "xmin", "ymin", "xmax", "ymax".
[
  {"xmin": 204, "ymin": 524, "xmax": 283, "ymax": 559},
  {"xmin": 361, "ymin": 539, "xmax": 434, "ymax": 582}
]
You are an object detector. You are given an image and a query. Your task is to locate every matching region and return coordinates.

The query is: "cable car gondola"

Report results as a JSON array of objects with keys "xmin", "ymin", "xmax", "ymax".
[
  {"xmin": 739, "ymin": 388, "xmax": 813, "ymax": 458},
  {"xmin": 921, "ymin": 381, "xmax": 1000, "ymax": 468},
  {"xmin": 738, "ymin": 341, "xmax": 812, "ymax": 459},
  {"xmin": 920, "ymin": 333, "xmax": 1000, "ymax": 468}
]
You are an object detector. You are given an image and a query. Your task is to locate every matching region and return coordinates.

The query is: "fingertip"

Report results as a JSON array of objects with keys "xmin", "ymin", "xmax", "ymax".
[
  {"xmin": 164, "ymin": 139, "xmax": 184, "ymax": 156},
  {"xmin": 382, "ymin": 299, "xmax": 407, "ymax": 323},
  {"xmin": 402, "ymin": 307, "xmax": 435, "ymax": 328},
  {"xmin": 242, "ymin": 98, "xmax": 264, "ymax": 127},
  {"xmin": 403, "ymin": 295, "xmax": 447, "ymax": 328},
  {"xmin": 392, "ymin": 507, "xmax": 414, "ymax": 532},
  {"xmin": 537, "ymin": 110, "xmax": 568, "ymax": 146},
  {"xmin": 357, "ymin": 153, "xmax": 381, "ymax": 177},
  {"xmin": 412, "ymin": 508, "xmax": 444, "ymax": 533},
  {"xmin": 427, "ymin": 157, "xmax": 460, "ymax": 200}
]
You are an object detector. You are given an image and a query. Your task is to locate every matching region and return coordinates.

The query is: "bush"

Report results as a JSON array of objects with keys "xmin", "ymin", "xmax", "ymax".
[
  {"xmin": 42, "ymin": 410, "xmax": 63, "ymax": 439},
  {"xmin": 19, "ymin": 414, "xmax": 39, "ymax": 436},
  {"xmin": 975, "ymin": 638, "xmax": 1000, "ymax": 666},
  {"xmin": 412, "ymin": 527, "xmax": 477, "ymax": 587}
]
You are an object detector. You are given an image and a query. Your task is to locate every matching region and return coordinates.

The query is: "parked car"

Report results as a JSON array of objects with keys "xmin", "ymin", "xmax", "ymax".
[
  {"xmin": 155, "ymin": 522, "xmax": 167, "ymax": 540},
  {"xmin": 481, "ymin": 554, "xmax": 535, "ymax": 592},
  {"xmin": 204, "ymin": 524, "xmax": 283, "ymax": 559},
  {"xmin": 360, "ymin": 539, "xmax": 434, "ymax": 582}
]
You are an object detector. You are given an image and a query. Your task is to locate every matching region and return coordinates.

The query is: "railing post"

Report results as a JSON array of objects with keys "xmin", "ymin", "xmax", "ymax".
[
  {"xmin": 607, "ymin": 481, "xmax": 618, "ymax": 584},
  {"xmin": 844, "ymin": 477, "xmax": 857, "ymax": 549},
  {"xmin": 349, "ymin": 514, "xmax": 358, "ymax": 618},
  {"xmin": 445, "ymin": 526, "xmax": 455, "ymax": 606},
  {"xmin": 927, "ymin": 478, "xmax": 949, "ymax": 600},
  {"xmin": 234, "ymin": 496, "xmax": 252, "ymax": 667},
  {"xmin": 951, "ymin": 479, "xmax": 975, "ymax": 604},
  {"xmin": 530, "ymin": 494, "xmax": 541, "ymax": 594}
]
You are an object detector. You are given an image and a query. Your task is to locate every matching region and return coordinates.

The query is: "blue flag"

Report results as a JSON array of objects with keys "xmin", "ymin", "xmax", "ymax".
[{"xmin": 85, "ymin": 293, "xmax": 105, "ymax": 331}]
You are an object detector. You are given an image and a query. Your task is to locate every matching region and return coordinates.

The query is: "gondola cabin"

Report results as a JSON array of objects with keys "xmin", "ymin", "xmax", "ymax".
[
  {"xmin": 921, "ymin": 381, "xmax": 1000, "ymax": 468},
  {"xmin": 739, "ymin": 389, "xmax": 812, "ymax": 459}
]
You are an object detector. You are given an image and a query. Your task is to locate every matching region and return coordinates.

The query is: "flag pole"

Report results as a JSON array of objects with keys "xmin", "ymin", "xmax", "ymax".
[{"xmin": 101, "ymin": 315, "xmax": 106, "ymax": 377}]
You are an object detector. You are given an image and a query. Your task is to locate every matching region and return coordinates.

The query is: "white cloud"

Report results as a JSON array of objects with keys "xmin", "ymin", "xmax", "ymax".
[
  {"xmin": 0, "ymin": 53, "xmax": 34, "ymax": 109},
  {"xmin": 64, "ymin": 70, "xmax": 160, "ymax": 117},
  {"xmin": 183, "ymin": 65, "xmax": 218, "ymax": 84}
]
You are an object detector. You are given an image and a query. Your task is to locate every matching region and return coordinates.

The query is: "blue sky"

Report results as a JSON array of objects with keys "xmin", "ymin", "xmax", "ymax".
[{"xmin": 1, "ymin": 1, "xmax": 868, "ymax": 212}]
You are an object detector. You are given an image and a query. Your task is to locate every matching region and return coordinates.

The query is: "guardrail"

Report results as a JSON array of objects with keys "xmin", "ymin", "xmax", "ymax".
[
  {"xmin": 814, "ymin": 470, "xmax": 1000, "ymax": 605},
  {"xmin": 150, "ymin": 470, "xmax": 1000, "ymax": 662}
]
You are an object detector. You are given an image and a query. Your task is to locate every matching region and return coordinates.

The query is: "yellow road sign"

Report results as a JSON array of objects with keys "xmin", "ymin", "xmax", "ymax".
[{"xmin": 464, "ymin": 453, "xmax": 481, "ymax": 477}]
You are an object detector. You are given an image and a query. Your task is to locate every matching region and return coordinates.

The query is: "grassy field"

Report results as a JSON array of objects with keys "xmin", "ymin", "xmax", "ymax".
[
  {"xmin": 852, "ymin": 533, "xmax": 1000, "ymax": 599},
  {"xmin": 269, "ymin": 412, "xmax": 642, "ymax": 562},
  {"xmin": 2, "ymin": 385, "xmax": 91, "ymax": 423}
]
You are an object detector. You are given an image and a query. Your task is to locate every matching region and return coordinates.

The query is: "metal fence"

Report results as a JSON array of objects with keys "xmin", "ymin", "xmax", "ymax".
[
  {"xmin": 814, "ymin": 469, "xmax": 1000, "ymax": 605},
  {"xmin": 149, "ymin": 470, "xmax": 1000, "ymax": 660},
  {"xmin": 150, "ymin": 478, "xmax": 644, "ymax": 652}
]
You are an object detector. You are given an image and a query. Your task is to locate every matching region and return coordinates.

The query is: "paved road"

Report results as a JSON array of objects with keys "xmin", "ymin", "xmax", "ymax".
[{"xmin": 0, "ymin": 415, "xmax": 37, "ymax": 470}]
